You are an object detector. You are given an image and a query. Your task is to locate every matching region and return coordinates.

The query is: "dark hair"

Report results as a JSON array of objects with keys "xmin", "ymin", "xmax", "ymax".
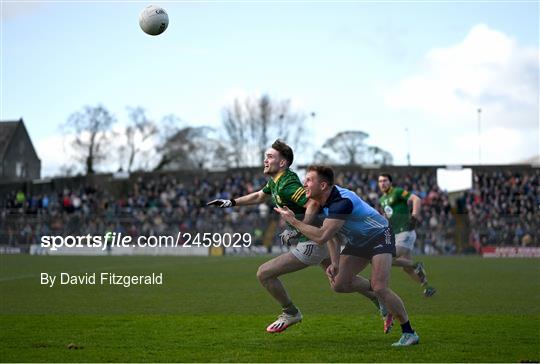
[
  {"xmin": 271, "ymin": 139, "xmax": 294, "ymax": 166},
  {"xmin": 379, "ymin": 173, "xmax": 393, "ymax": 183},
  {"xmin": 307, "ymin": 165, "xmax": 334, "ymax": 186}
]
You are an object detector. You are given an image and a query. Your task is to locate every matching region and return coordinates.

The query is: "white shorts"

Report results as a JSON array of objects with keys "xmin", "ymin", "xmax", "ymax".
[
  {"xmin": 291, "ymin": 241, "xmax": 329, "ymax": 266},
  {"xmin": 395, "ymin": 230, "xmax": 417, "ymax": 250}
]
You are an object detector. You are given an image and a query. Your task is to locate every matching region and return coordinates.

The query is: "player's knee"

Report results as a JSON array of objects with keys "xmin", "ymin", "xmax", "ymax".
[
  {"xmin": 256, "ymin": 265, "xmax": 270, "ymax": 283},
  {"xmin": 371, "ymin": 280, "xmax": 389, "ymax": 295}
]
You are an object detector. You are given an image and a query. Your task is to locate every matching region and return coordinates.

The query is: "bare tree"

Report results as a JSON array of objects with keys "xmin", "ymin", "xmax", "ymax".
[
  {"xmin": 313, "ymin": 151, "xmax": 334, "ymax": 164},
  {"xmin": 365, "ymin": 146, "xmax": 393, "ymax": 165},
  {"xmin": 158, "ymin": 114, "xmax": 183, "ymax": 144},
  {"xmin": 317, "ymin": 131, "xmax": 369, "ymax": 165},
  {"xmin": 221, "ymin": 94, "xmax": 309, "ymax": 167},
  {"xmin": 222, "ymin": 99, "xmax": 249, "ymax": 167},
  {"xmin": 315, "ymin": 130, "xmax": 393, "ymax": 166},
  {"xmin": 58, "ymin": 163, "xmax": 77, "ymax": 177},
  {"xmin": 124, "ymin": 107, "xmax": 158, "ymax": 172},
  {"xmin": 62, "ymin": 105, "xmax": 116, "ymax": 175},
  {"xmin": 154, "ymin": 126, "xmax": 232, "ymax": 171}
]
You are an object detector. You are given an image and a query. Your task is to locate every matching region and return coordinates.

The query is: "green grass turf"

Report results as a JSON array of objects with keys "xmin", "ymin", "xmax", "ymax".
[{"xmin": 1, "ymin": 255, "xmax": 539, "ymax": 362}]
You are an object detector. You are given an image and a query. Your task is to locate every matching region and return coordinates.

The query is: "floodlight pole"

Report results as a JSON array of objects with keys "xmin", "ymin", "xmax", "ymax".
[
  {"xmin": 405, "ymin": 127, "xmax": 411, "ymax": 166},
  {"xmin": 477, "ymin": 108, "xmax": 482, "ymax": 165}
]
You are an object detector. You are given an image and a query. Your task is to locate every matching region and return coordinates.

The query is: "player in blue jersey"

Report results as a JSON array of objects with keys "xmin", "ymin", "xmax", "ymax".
[
  {"xmin": 208, "ymin": 141, "xmax": 385, "ymax": 334},
  {"xmin": 275, "ymin": 165, "xmax": 420, "ymax": 346}
]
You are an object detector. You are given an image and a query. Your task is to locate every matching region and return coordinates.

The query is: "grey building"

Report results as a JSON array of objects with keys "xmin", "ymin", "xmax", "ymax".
[{"xmin": 0, "ymin": 119, "xmax": 41, "ymax": 182}]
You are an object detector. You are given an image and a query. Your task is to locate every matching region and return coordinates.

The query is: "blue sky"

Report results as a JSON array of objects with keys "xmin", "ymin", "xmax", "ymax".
[{"xmin": 2, "ymin": 1, "xmax": 539, "ymax": 176}]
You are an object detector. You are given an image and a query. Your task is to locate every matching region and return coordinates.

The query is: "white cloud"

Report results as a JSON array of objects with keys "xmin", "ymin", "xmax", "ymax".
[
  {"xmin": 385, "ymin": 24, "xmax": 538, "ymax": 128},
  {"xmin": 384, "ymin": 24, "xmax": 539, "ymax": 164},
  {"xmin": 35, "ymin": 134, "xmax": 73, "ymax": 177},
  {"xmin": 453, "ymin": 127, "xmax": 537, "ymax": 165}
]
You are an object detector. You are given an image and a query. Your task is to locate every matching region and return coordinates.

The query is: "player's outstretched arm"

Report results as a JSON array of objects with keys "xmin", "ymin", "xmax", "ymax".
[
  {"xmin": 279, "ymin": 199, "xmax": 321, "ymax": 246},
  {"xmin": 207, "ymin": 190, "xmax": 268, "ymax": 208},
  {"xmin": 234, "ymin": 190, "xmax": 268, "ymax": 206},
  {"xmin": 274, "ymin": 206, "xmax": 344, "ymax": 245},
  {"xmin": 407, "ymin": 193, "xmax": 421, "ymax": 217},
  {"xmin": 407, "ymin": 193, "xmax": 422, "ymax": 228},
  {"xmin": 302, "ymin": 198, "xmax": 320, "ymax": 225},
  {"xmin": 326, "ymin": 236, "xmax": 341, "ymax": 282},
  {"xmin": 207, "ymin": 199, "xmax": 236, "ymax": 208}
]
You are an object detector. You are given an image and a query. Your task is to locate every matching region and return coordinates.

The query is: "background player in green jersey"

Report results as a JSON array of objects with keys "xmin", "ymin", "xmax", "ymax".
[
  {"xmin": 378, "ymin": 173, "xmax": 436, "ymax": 297},
  {"xmin": 208, "ymin": 140, "xmax": 381, "ymax": 333}
]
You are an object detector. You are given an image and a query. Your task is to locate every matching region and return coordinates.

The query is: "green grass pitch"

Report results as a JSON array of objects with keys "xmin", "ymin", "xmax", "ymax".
[{"xmin": 1, "ymin": 255, "xmax": 539, "ymax": 362}]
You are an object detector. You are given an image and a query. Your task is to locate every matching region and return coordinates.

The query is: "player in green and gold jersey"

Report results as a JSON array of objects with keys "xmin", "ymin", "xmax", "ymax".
[
  {"xmin": 378, "ymin": 173, "xmax": 436, "ymax": 298},
  {"xmin": 208, "ymin": 140, "xmax": 382, "ymax": 333}
]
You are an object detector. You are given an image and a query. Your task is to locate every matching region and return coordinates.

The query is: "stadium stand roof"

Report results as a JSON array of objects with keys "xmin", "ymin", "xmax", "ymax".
[
  {"xmin": 518, "ymin": 155, "xmax": 540, "ymax": 166},
  {"xmin": 0, "ymin": 119, "xmax": 22, "ymax": 160}
]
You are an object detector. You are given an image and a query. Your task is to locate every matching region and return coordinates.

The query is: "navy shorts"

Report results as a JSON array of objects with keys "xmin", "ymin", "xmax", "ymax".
[{"xmin": 341, "ymin": 227, "xmax": 396, "ymax": 260}]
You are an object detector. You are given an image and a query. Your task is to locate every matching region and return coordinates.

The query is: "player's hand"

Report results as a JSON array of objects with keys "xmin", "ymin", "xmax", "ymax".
[
  {"xmin": 279, "ymin": 229, "xmax": 300, "ymax": 246},
  {"xmin": 206, "ymin": 199, "xmax": 236, "ymax": 208},
  {"xmin": 274, "ymin": 206, "xmax": 295, "ymax": 223},
  {"xmin": 408, "ymin": 215, "xmax": 420, "ymax": 230},
  {"xmin": 326, "ymin": 264, "xmax": 339, "ymax": 283}
]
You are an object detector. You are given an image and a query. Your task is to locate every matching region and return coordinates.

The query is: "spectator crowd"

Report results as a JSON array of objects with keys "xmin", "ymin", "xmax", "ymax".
[
  {"xmin": 463, "ymin": 170, "xmax": 539, "ymax": 249},
  {"xmin": 1, "ymin": 167, "xmax": 538, "ymax": 253}
]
